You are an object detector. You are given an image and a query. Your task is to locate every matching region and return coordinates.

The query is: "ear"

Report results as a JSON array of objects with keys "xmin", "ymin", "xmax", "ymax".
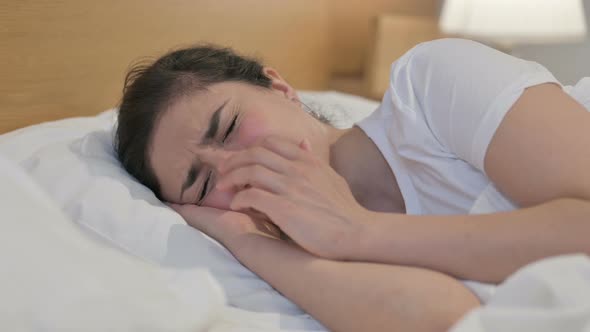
[{"xmin": 263, "ymin": 67, "xmax": 300, "ymax": 103}]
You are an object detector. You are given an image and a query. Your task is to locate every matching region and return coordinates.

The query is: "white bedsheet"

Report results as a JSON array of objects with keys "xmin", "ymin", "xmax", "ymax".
[
  {"xmin": 452, "ymin": 254, "xmax": 590, "ymax": 332},
  {"xmin": 0, "ymin": 155, "xmax": 223, "ymax": 331}
]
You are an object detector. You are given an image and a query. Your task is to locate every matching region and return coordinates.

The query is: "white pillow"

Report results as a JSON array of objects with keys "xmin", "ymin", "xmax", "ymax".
[
  {"xmin": 0, "ymin": 110, "xmax": 116, "ymax": 163},
  {"xmin": 0, "ymin": 155, "xmax": 223, "ymax": 331},
  {"xmin": 0, "ymin": 91, "xmax": 378, "ymax": 330}
]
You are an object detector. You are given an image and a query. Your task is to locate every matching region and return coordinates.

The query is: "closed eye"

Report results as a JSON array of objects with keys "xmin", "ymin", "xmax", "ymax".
[
  {"xmin": 197, "ymin": 170, "xmax": 212, "ymax": 205},
  {"xmin": 197, "ymin": 113, "xmax": 238, "ymax": 205},
  {"xmin": 223, "ymin": 114, "xmax": 238, "ymax": 143}
]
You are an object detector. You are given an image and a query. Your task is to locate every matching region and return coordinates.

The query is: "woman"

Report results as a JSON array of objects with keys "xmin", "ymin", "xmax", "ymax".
[{"xmin": 116, "ymin": 38, "xmax": 590, "ymax": 331}]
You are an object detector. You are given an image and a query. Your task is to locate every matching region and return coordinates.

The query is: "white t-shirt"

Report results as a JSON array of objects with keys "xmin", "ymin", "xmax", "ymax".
[{"xmin": 356, "ymin": 38, "xmax": 590, "ymax": 215}]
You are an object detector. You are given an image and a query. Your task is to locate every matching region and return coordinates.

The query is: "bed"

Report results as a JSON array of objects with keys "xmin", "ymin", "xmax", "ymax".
[
  {"xmin": 0, "ymin": 1, "xmax": 382, "ymax": 329},
  {"xmin": 0, "ymin": 92, "xmax": 379, "ymax": 331},
  {"xmin": 2, "ymin": 1, "xmax": 590, "ymax": 331}
]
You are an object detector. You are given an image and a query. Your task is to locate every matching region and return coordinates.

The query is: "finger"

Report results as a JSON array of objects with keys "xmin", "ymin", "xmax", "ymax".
[
  {"xmin": 220, "ymin": 145, "xmax": 291, "ymax": 175},
  {"xmin": 230, "ymin": 188, "xmax": 293, "ymax": 230},
  {"xmin": 216, "ymin": 164, "xmax": 288, "ymax": 194},
  {"xmin": 259, "ymin": 136, "xmax": 309, "ymax": 161},
  {"xmin": 299, "ymin": 138, "xmax": 312, "ymax": 152}
]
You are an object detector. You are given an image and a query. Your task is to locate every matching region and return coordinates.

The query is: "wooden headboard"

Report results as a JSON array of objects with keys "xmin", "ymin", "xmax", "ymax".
[{"xmin": 0, "ymin": 0, "xmax": 331, "ymax": 134}]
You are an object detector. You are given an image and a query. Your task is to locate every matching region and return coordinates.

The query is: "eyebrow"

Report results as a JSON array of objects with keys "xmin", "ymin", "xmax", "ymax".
[{"xmin": 178, "ymin": 98, "xmax": 229, "ymax": 201}]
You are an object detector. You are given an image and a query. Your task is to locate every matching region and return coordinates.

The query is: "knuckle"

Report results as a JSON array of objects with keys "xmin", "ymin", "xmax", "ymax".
[
  {"xmin": 224, "ymin": 153, "xmax": 237, "ymax": 164},
  {"xmin": 259, "ymin": 137, "xmax": 273, "ymax": 150},
  {"xmin": 232, "ymin": 189, "xmax": 250, "ymax": 206},
  {"xmin": 250, "ymin": 164, "xmax": 266, "ymax": 178},
  {"xmin": 279, "ymin": 198, "xmax": 297, "ymax": 212},
  {"xmin": 240, "ymin": 187, "xmax": 263, "ymax": 202},
  {"xmin": 223, "ymin": 171, "xmax": 238, "ymax": 184},
  {"xmin": 224, "ymin": 152, "xmax": 240, "ymax": 166},
  {"xmin": 287, "ymin": 163, "xmax": 302, "ymax": 176},
  {"xmin": 239, "ymin": 147, "xmax": 266, "ymax": 165},
  {"xmin": 296, "ymin": 180, "xmax": 313, "ymax": 195},
  {"xmin": 297, "ymin": 168, "xmax": 314, "ymax": 184},
  {"xmin": 249, "ymin": 146, "xmax": 265, "ymax": 158},
  {"xmin": 279, "ymin": 202, "xmax": 299, "ymax": 223},
  {"xmin": 249, "ymin": 187, "xmax": 264, "ymax": 198},
  {"xmin": 308, "ymin": 155, "xmax": 322, "ymax": 168},
  {"xmin": 287, "ymin": 177, "xmax": 304, "ymax": 191},
  {"xmin": 262, "ymin": 136, "xmax": 274, "ymax": 145},
  {"xmin": 276, "ymin": 176, "xmax": 291, "ymax": 192},
  {"xmin": 233, "ymin": 189, "xmax": 246, "ymax": 202}
]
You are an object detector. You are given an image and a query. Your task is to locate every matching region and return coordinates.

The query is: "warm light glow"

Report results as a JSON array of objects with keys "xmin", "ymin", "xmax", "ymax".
[{"xmin": 440, "ymin": 0, "xmax": 587, "ymax": 44}]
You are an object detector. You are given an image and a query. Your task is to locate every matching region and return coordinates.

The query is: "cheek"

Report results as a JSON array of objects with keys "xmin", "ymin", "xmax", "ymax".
[{"xmin": 234, "ymin": 114, "xmax": 271, "ymax": 147}]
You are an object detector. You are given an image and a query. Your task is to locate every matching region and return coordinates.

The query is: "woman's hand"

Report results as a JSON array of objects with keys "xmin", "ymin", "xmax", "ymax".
[
  {"xmin": 168, "ymin": 203, "xmax": 283, "ymax": 253},
  {"xmin": 215, "ymin": 135, "xmax": 372, "ymax": 260}
]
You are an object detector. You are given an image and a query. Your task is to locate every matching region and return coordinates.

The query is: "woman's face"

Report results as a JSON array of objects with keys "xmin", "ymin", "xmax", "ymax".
[{"xmin": 149, "ymin": 79, "xmax": 315, "ymax": 209}]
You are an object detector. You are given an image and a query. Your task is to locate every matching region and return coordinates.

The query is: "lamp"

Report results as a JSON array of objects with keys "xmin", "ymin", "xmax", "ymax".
[{"xmin": 439, "ymin": 0, "xmax": 587, "ymax": 47}]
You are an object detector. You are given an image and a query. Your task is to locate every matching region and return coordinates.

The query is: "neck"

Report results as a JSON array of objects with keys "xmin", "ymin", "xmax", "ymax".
[{"xmin": 324, "ymin": 125, "xmax": 405, "ymax": 214}]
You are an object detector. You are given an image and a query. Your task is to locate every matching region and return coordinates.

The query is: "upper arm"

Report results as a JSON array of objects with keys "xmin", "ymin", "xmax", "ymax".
[
  {"xmin": 485, "ymin": 83, "xmax": 590, "ymax": 207},
  {"xmin": 392, "ymin": 38, "xmax": 559, "ymax": 172},
  {"xmin": 391, "ymin": 39, "xmax": 588, "ymax": 207}
]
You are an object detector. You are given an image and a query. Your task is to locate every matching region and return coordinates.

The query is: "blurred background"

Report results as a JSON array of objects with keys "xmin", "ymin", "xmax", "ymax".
[
  {"xmin": 1, "ymin": 0, "xmax": 588, "ymax": 131},
  {"xmin": 509, "ymin": 1, "xmax": 589, "ymax": 85},
  {"xmin": 331, "ymin": 0, "xmax": 589, "ymax": 99}
]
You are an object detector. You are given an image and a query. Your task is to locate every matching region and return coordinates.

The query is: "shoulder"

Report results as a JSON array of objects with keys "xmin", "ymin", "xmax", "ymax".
[
  {"xmin": 389, "ymin": 37, "xmax": 542, "ymax": 99},
  {"xmin": 393, "ymin": 38, "xmax": 522, "ymax": 80},
  {"xmin": 395, "ymin": 38, "xmax": 493, "ymax": 67},
  {"xmin": 387, "ymin": 38, "xmax": 498, "ymax": 110}
]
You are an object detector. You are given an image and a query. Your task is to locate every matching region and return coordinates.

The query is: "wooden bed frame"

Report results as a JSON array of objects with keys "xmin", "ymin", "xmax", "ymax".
[{"xmin": 0, "ymin": 0, "xmax": 332, "ymax": 134}]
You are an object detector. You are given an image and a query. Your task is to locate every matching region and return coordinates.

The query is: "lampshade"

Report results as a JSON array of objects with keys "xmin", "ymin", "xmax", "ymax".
[{"xmin": 440, "ymin": 0, "xmax": 587, "ymax": 45}]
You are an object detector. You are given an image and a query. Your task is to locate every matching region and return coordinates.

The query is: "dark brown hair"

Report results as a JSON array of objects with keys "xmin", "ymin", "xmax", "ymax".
[{"xmin": 114, "ymin": 45, "xmax": 272, "ymax": 199}]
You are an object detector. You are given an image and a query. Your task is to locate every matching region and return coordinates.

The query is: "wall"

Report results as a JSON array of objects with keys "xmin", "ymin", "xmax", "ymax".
[
  {"xmin": 512, "ymin": 0, "xmax": 590, "ymax": 85},
  {"xmin": 328, "ymin": 0, "xmax": 438, "ymax": 75},
  {"xmin": 0, "ymin": 0, "xmax": 333, "ymax": 133}
]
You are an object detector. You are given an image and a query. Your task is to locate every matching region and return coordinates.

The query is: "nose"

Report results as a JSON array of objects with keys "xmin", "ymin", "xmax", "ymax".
[{"xmin": 197, "ymin": 147, "xmax": 238, "ymax": 210}]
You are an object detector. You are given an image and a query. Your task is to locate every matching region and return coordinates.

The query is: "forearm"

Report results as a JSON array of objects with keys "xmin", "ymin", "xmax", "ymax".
[
  {"xmin": 231, "ymin": 234, "xmax": 479, "ymax": 332},
  {"xmin": 361, "ymin": 198, "xmax": 590, "ymax": 283}
]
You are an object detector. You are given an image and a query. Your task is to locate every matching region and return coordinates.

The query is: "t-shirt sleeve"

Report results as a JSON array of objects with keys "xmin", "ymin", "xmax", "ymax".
[{"xmin": 389, "ymin": 38, "xmax": 559, "ymax": 173}]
